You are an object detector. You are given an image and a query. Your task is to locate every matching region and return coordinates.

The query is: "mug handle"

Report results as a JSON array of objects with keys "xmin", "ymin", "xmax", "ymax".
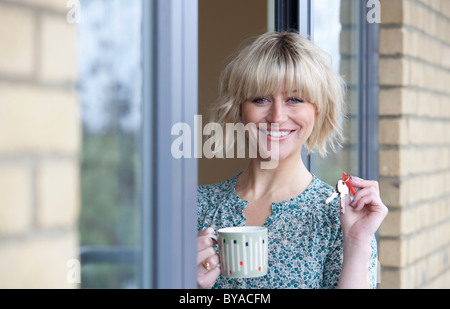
[{"xmin": 205, "ymin": 234, "xmax": 217, "ymax": 242}]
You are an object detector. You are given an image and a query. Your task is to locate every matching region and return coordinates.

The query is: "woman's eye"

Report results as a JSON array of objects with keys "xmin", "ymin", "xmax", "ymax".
[
  {"xmin": 288, "ymin": 97, "xmax": 304, "ymax": 103},
  {"xmin": 251, "ymin": 97, "xmax": 270, "ymax": 104}
]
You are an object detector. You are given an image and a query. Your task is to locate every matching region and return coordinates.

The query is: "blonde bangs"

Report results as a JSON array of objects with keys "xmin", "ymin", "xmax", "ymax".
[{"xmin": 233, "ymin": 37, "xmax": 325, "ymax": 110}]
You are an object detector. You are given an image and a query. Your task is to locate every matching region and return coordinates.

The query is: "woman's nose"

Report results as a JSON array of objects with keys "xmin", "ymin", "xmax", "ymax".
[{"xmin": 267, "ymin": 101, "xmax": 288, "ymax": 124}]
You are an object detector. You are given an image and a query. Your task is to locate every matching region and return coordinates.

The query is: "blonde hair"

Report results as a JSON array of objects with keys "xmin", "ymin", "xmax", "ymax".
[{"xmin": 209, "ymin": 31, "xmax": 346, "ymax": 157}]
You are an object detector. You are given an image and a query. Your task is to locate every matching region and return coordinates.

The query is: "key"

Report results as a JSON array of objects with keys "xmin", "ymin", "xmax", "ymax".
[
  {"xmin": 326, "ymin": 191, "xmax": 339, "ymax": 204},
  {"xmin": 326, "ymin": 180, "xmax": 346, "ymax": 204},
  {"xmin": 326, "ymin": 179, "xmax": 343, "ymax": 204},
  {"xmin": 337, "ymin": 179, "xmax": 349, "ymax": 214}
]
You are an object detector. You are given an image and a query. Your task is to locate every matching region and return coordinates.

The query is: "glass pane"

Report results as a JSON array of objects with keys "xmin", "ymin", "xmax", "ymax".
[
  {"xmin": 77, "ymin": 0, "xmax": 142, "ymax": 288},
  {"xmin": 311, "ymin": 0, "xmax": 360, "ymax": 185}
]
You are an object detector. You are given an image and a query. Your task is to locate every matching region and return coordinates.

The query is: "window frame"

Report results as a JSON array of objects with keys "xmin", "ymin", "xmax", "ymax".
[
  {"xmin": 358, "ymin": 1, "xmax": 380, "ymax": 182},
  {"xmin": 141, "ymin": 0, "xmax": 199, "ymax": 289}
]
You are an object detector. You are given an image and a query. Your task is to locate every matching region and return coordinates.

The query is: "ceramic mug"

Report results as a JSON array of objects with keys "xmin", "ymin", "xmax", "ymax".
[{"xmin": 208, "ymin": 226, "xmax": 268, "ymax": 278}]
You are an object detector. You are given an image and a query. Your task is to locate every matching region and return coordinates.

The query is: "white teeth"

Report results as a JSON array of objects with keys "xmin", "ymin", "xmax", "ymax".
[{"xmin": 262, "ymin": 130, "xmax": 291, "ymax": 137}]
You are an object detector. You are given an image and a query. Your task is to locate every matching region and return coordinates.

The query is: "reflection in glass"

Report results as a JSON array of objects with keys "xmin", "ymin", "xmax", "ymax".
[
  {"xmin": 77, "ymin": 0, "xmax": 142, "ymax": 288},
  {"xmin": 311, "ymin": 0, "xmax": 360, "ymax": 185}
]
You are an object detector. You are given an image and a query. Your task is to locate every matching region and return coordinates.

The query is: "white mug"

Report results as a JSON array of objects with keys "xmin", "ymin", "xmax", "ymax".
[{"xmin": 207, "ymin": 226, "xmax": 268, "ymax": 278}]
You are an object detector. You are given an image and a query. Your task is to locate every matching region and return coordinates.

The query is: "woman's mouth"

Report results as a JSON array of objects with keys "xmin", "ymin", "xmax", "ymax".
[{"xmin": 260, "ymin": 129, "xmax": 295, "ymax": 140}]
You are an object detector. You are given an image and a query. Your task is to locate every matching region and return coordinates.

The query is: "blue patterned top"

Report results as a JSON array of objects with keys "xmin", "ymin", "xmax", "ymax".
[{"xmin": 197, "ymin": 172, "xmax": 378, "ymax": 289}]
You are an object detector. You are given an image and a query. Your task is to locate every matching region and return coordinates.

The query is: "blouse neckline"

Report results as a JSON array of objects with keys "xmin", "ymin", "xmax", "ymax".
[{"xmin": 230, "ymin": 171, "xmax": 319, "ymax": 208}]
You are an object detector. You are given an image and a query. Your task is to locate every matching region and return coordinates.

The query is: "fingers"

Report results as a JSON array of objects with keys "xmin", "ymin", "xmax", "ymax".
[
  {"xmin": 198, "ymin": 235, "xmax": 214, "ymax": 252},
  {"xmin": 197, "ymin": 246, "xmax": 216, "ymax": 264},
  {"xmin": 350, "ymin": 176, "xmax": 380, "ymax": 195},
  {"xmin": 197, "ymin": 247, "xmax": 220, "ymax": 289},
  {"xmin": 346, "ymin": 175, "xmax": 382, "ymax": 211},
  {"xmin": 198, "ymin": 265, "xmax": 220, "ymax": 289},
  {"xmin": 197, "ymin": 227, "xmax": 220, "ymax": 289},
  {"xmin": 349, "ymin": 184, "xmax": 387, "ymax": 216},
  {"xmin": 197, "ymin": 251, "xmax": 220, "ymax": 271},
  {"xmin": 198, "ymin": 227, "xmax": 217, "ymax": 250},
  {"xmin": 350, "ymin": 190, "xmax": 376, "ymax": 211},
  {"xmin": 198, "ymin": 227, "xmax": 215, "ymax": 237}
]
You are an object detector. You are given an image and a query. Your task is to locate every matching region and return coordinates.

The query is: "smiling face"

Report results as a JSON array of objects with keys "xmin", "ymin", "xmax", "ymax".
[
  {"xmin": 210, "ymin": 32, "xmax": 345, "ymax": 159},
  {"xmin": 240, "ymin": 89, "xmax": 316, "ymax": 162}
]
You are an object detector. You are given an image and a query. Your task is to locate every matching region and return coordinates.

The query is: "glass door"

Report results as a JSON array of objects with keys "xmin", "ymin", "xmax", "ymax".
[
  {"xmin": 311, "ymin": 0, "xmax": 361, "ymax": 185},
  {"xmin": 311, "ymin": 0, "xmax": 379, "ymax": 185},
  {"xmin": 77, "ymin": 0, "xmax": 143, "ymax": 289},
  {"xmin": 78, "ymin": 0, "xmax": 200, "ymax": 289}
]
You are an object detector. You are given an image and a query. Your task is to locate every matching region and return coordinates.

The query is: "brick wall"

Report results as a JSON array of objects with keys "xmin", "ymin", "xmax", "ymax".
[
  {"xmin": 0, "ymin": 0, "xmax": 80, "ymax": 288},
  {"xmin": 378, "ymin": 0, "xmax": 450, "ymax": 288}
]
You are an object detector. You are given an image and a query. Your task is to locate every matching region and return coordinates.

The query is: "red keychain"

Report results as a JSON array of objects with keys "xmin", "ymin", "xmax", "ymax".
[{"xmin": 341, "ymin": 172, "xmax": 357, "ymax": 196}]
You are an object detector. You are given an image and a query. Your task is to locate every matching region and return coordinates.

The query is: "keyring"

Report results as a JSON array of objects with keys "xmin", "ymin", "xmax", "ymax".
[{"xmin": 341, "ymin": 172, "xmax": 357, "ymax": 196}]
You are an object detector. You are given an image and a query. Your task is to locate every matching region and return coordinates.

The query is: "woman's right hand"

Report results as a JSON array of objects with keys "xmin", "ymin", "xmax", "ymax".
[{"xmin": 197, "ymin": 227, "xmax": 220, "ymax": 289}]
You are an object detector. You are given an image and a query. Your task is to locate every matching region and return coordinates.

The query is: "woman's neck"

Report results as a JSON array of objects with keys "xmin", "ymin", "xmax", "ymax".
[{"xmin": 236, "ymin": 152, "xmax": 313, "ymax": 202}]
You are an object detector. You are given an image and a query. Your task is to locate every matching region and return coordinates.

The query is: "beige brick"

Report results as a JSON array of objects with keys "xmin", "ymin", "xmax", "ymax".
[
  {"xmin": 383, "ymin": 263, "xmax": 425, "ymax": 289},
  {"xmin": 442, "ymin": 45, "xmax": 450, "ymax": 71},
  {"xmin": 380, "ymin": 174, "xmax": 443, "ymax": 208},
  {"xmin": 0, "ymin": 231, "xmax": 79, "ymax": 288},
  {"xmin": 443, "ymin": 0, "xmax": 450, "ymax": 20},
  {"xmin": 379, "ymin": 237, "xmax": 408, "ymax": 267},
  {"xmin": 405, "ymin": 173, "xmax": 443, "ymax": 205},
  {"xmin": 39, "ymin": 14, "xmax": 78, "ymax": 83},
  {"xmin": 403, "ymin": 28, "xmax": 420, "ymax": 59},
  {"xmin": 403, "ymin": 0, "xmax": 423, "ymax": 30},
  {"xmin": 426, "ymin": 249, "xmax": 446, "ymax": 282},
  {"xmin": 36, "ymin": 160, "xmax": 80, "ymax": 229},
  {"xmin": 379, "ymin": 27, "xmax": 404, "ymax": 56},
  {"xmin": 402, "ymin": 205, "xmax": 421, "ymax": 235},
  {"xmin": 379, "ymin": 118, "xmax": 408, "ymax": 145},
  {"xmin": 409, "ymin": 258, "xmax": 427, "ymax": 288},
  {"xmin": 378, "ymin": 0, "xmax": 450, "ymax": 290},
  {"xmin": 379, "ymin": 88, "xmax": 402, "ymax": 116},
  {"xmin": 379, "ymin": 148, "xmax": 400, "ymax": 177},
  {"xmin": 0, "ymin": 163, "xmax": 32, "ymax": 235},
  {"xmin": 407, "ymin": 118, "xmax": 449, "ymax": 146},
  {"xmin": 0, "ymin": 3, "xmax": 35, "ymax": 77},
  {"xmin": 0, "ymin": 83, "xmax": 80, "ymax": 155},
  {"xmin": 380, "ymin": 0, "xmax": 404, "ymax": 24},
  {"xmin": 406, "ymin": 234, "xmax": 424, "ymax": 265},
  {"xmin": 401, "ymin": 263, "xmax": 420, "ymax": 289},
  {"xmin": 400, "ymin": 148, "xmax": 450, "ymax": 176},
  {"xmin": 379, "ymin": 178, "xmax": 402, "ymax": 207},
  {"xmin": 379, "ymin": 208, "xmax": 401, "ymax": 237},
  {"xmin": 379, "ymin": 58, "xmax": 408, "ymax": 86},
  {"xmin": 379, "ymin": 267, "xmax": 400, "ymax": 289},
  {"xmin": 415, "ymin": 92, "xmax": 448, "ymax": 119},
  {"xmin": 408, "ymin": 60, "xmax": 425, "ymax": 89},
  {"xmin": 379, "ymin": 88, "xmax": 442, "ymax": 118}
]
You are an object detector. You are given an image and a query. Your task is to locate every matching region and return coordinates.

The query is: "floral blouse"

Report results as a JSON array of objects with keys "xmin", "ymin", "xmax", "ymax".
[{"xmin": 197, "ymin": 172, "xmax": 378, "ymax": 289}]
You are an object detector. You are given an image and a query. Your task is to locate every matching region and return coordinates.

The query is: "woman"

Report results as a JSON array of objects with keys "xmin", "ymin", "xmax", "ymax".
[{"xmin": 197, "ymin": 32, "xmax": 388, "ymax": 289}]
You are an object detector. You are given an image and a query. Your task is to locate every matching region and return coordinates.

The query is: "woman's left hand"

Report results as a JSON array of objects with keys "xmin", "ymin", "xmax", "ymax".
[{"xmin": 340, "ymin": 176, "xmax": 388, "ymax": 244}]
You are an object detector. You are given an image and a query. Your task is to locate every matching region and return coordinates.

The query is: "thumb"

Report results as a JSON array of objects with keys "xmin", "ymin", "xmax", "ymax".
[{"xmin": 198, "ymin": 227, "xmax": 216, "ymax": 237}]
